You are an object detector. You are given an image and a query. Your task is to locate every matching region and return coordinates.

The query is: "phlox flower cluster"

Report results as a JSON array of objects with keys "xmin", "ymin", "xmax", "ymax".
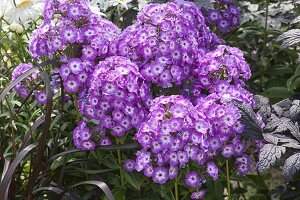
[
  {"xmin": 73, "ymin": 119, "xmax": 113, "ymax": 150},
  {"xmin": 28, "ymin": 0, "xmax": 120, "ymax": 94},
  {"xmin": 10, "ymin": 0, "xmax": 261, "ymax": 199},
  {"xmin": 12, "ymin": 0, "xmax": 120, "ymax": 105},
  {"xmin": 202, "ymin": 0, "xmax": 240, "ymax": 32},
  {"xmin": 125, "ymin": 94, "xmax": 251, "ymax": 188},
  {"xmin": 195, "ymin": 93, "xmax": 251, "ymax": 176},
  {"xmin": 30, "ymin": 0, "xmax": 119, "ymax": 59},
  {"xmin": 193, "ymin": 45, "xmax": 253, "ymax": 106},
  {"xmin": 11, "ymin": 63, "xmax": 47, "ymax": 105},
  {"xmin": 75, "ymin": 56, "xmax": 152, "ymax": 148},
  {"xmin": 132, "ymin": 95, "xmax": 209, "ymax": 184},
  {"xmin": 113, "ymin": 1, "xmax": 221, "ymax": 88}
]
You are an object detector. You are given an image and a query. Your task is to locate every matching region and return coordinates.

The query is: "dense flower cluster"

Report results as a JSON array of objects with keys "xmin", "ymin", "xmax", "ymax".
[
  {"xmin": 193, "ymin": 45, "xmax": 253, "ymax": 106},
  {"xmin": 11, "ymin": 63, "xmax": 47, "ymax": 105},
  {"xmin": 78, "ymin": 56, "xmax": 152, "ymax": 141},
  {"xmin": 30, "ymin": 0, "xmax": 119, "ymax": 59},
  {"xmin": 128, "ymin": 94, "xmax": 251, "ymax": 188},
  {"xmin": 202, "ymin": 0, "xmax": 240, "ymax": 32},
  {"xmin": 73, "ymin": 119, "xmax": 113, "ymax": 150},
  {"xmin": 133, "ymin": 95, "xmax": 208, "ymax": 184},
  {"xmin": 10, "ymin": 0, "xmax": 261, "ymax": 199},
  {"xmin": 113, "ymin": 1, "xmax": 221, "ymax": 88},
  {"xmin": 195, "ymin": 93, "xmax": 251, "ymax": 175},
  {"xmin": 28, "ymin": 0, "xmax": 120, "ymax": 94}
]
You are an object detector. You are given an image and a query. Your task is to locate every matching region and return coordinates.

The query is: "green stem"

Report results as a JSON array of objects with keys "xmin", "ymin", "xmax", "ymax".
[
  {"xmin": 73, "ymin": 95, "xmax": 80, "ymax": 123},
  {"xmin": 175, "ymin": 177, "xmax": 179, "ymax": 200},
  {"xmin": 261, "ymin": 0, "xmax": 269, "ymax": 90},
  {"xmin": 226, "ymin": 160, "xmax": 231, "ymax": 200},
  {"xmin": 117, "ymin": 139, "xmax": 125, "ymax": 200}
]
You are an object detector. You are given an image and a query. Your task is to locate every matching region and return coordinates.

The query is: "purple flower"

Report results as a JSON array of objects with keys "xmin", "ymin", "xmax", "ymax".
[
  {"xmin": 191, "ymin": 190, "xmax": 206, "ymax": 199},
  {"xmin": 68, "ymin": 58, "xmax": 84, "ymax": 74},
  {"xmin": 201, "ymin": 0, "xmax": 240, "ymax": 32},
  {"xmin": 59, "ymin": 65, "xmax": 70, "ymax": 80},
  {"xmin": 195, "ymin": 45, "xmax": 252, "ymax": 103},
  {"xmin": 152, "ymin": 167, "xmax": 169, "ymax": 184},
  {"xmin": 195, "ymin": 119, "xmax": 209, "ymax": 134},
  {"xmin": 221, "ymin": 145, "xmax": 234, "ymax": 158},
  {"xmin": 40, "ymin": 1, "xmax": 258, "ymax": 196},
  {"xmin": 61, "ymin": 27, "xmax": 78, "ymax": 44},
  {"xmin": 237, "ymin": 162, "xmax": 250, "ymax": 175},
  {"xmin": 207, "ymin": 10, "xmax": 221, "ymax": 23},
  {"xmin": 231, "ymin": 16, "xmax": 239, "ymax": 28},
  {"xmin": 234, "ymin": 142, "xmax": 245, "ymax": 156},
  {"xmin": 206, "ymin": 162, "xmax": 218, "ymax": 180},
  {"xmin": 143, "ymin": 164, "xmax": 154, "ymax": 177},
  {"xmin": 79, "ymin": 56, "xmax": 152, "ymax": 139},
  {"xmin": 228, "ymin": 4, "xmax": 240, "ymax": 16},
  {"xmin": 99, "ymin": 137, "xmax": 112, "ymax": 145},
  {"xmin": 236, "ymin": 155, "xmax": 251, "ymax": 166},
  {"xmin": 16, "ymin": 87, "xmax": 31, "ymax": 99},
  {"xmin": 113, "ymin": 1, "xmax": 219, "ymax": 88},
  {"xmin": 80, "ymin": 140, "xmax": 96, "ymax": 150},
  {"xmin": 185, "ymin": 171, "xmax": 201, "ymax": 188},
  {"xmin": 82, "ymin": 45, "xmax": 97, "ymax": 60},
  {"xmin": 67, "ymin": 4, "xmax": 83, "ymax": 19},
  {"xmin": 159, "ymin": 134, "xmax": 173, "ymax": 147},
  {"xmin": 169, "ymin": 166, "xmax": 178, "ymax": 180},
  {"xmin": 11, "ymin": 63, "xmax": 39, "ymax": 99},
  {"xmin": 177, "ymin": 150, "xmax": 189, "ymax": 167},
  {"xmin": 34, "ymin": 90, "xmax": 47, "ymax": 105},
  {"xmin": 64, "ymin": 76, "xmax": 80, "ymax": 93},
  {"xmin": 217, "ymin": 18, "xmax": 231, "ymax": 32},
  {"xmin": 79, "ymin": 128, "xmax": 92, "ymax": 141},
  {"xmin": 151, "ymin": 141, "xmax": 162, "ymax": 153},
  {"xmin": 184, "ymin": 146, "xmax": 199, "ymax": 161},
  {"xmin": 208, "ymin": 137, "xmax": 221, "ymax": 151},
  {"xmin": 123, "ymin": 159, "xmax": 136, "ymax": 172},
  {"xmin": 167, "ymin": 152, "xmax": 178, "ymax": 166}
]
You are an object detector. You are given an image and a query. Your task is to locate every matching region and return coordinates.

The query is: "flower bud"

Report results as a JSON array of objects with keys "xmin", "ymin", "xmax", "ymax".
[{"xmin": 9, "ymin": 22, "xmax": 24, "ymax": 33}]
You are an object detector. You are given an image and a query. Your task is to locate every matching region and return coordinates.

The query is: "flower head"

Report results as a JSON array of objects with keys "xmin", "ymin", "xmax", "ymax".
[
  {"xmin": 206, "ymin": 162, "xmax": 218, "ymax": 180},
  {"xmin": 185, "ymin": 171, "xmax": 201, "ymax": 188},
  {"xmin": 78, "ymin": 56, "xmax": 151, "ymax": 139},
  {"xmin": 113, "ymin": 1, "xmax": 220, "ymax": 88}
]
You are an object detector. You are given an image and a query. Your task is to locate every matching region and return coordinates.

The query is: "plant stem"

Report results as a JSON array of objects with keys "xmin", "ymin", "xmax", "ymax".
[
  {"xmin": 226, "ymin": 160, "xmax": 231, "ymax": 200},
  {"xmin": 175, "ymin": 177, "xmax": 179, "ymax": 200},
  {"xmin": 238, "ymin": 181, "xmax": 246, "ymax": 200},
  {"xmin": 117, "ymin": 139, "xmax": 125, "ymax": 200},
  {"xmin": 73, "ymin": 95, "xmax": 80, "ymax": 123},
  {"xmin": 261, "ymin": 0, "xmax": 269, "ymax": 90}
]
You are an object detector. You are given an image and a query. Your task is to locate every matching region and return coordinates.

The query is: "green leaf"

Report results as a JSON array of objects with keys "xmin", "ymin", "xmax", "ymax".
[
  {"xmin": 287, "ymin": 75, "xmax": 300, "ymax": 90},
  {"xmin": 114, "ymin": 187, "xmax": 125, "ymax": 200},
  {"xmin": 266, "ymin": 65, "xmax": 293, "ymax": 75},
  {"xmin": 123, "ymin": 171, "xmax": 141, "ymax": 191},
  {"xmin": 294, "ymin": 65, "xmax": 300, "ymax": 75},
  {"xmin": 262, "ymin": 87, "xmax": 292, "ymax": 99},
  {"xmin": 205, "ymin": 179, "xmax": 224, "ymax": 200},
  {"xmin": 249, "ymin": 194, "xmax": 267, "ymax": 200},
  {"xmin": 246, "ymin": 175, "xmax": 269, "ymax": 191},
  {"xmin": 50, "ymin": 157, "xmax": 81, "ymax": 171}
]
